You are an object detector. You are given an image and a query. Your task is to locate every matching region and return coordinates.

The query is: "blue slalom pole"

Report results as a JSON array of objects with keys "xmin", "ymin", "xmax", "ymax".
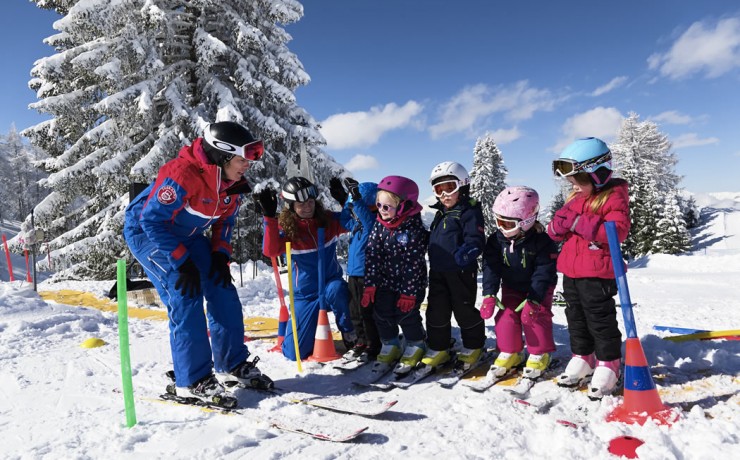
[{"xmin": 605, "ymin": 221, "xmax": 637, "ymax": 338}]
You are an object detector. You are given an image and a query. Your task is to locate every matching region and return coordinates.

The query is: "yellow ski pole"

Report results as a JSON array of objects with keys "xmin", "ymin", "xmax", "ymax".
[{"xmin": 286, "ymin": 243, "xmax": 302, "ymax": 373}]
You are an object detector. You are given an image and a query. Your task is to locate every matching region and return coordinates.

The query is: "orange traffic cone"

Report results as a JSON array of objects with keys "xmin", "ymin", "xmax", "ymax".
[
  {"xmin": 305, "ymin": 309, "xmax": 341, "ymax": 362},
  {"xmin": 269, "ymin": 300, "xmax": 290, "ymax": 352},
  {"xmin": 606, "ymin": 338, "xmax": 679, "ymax": 425}
]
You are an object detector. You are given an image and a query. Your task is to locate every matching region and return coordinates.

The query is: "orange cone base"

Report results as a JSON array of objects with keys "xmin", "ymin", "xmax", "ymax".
[
  {"xmin": 269, "ymin": 336, "xmax": 285, "ymax": 352},
  {"xmin": 606, "ymin": 403, "xmax": 680, "ymax": 426},
  {"xmin": 305, "ymin": 310, "xmax": 342, "ymax": 362}
]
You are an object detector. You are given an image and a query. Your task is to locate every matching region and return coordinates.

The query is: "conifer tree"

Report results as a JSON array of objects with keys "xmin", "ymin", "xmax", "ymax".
[
  {"xmin": 470, "ymin": 133, "xmax": 508, "ymax": 235},
  {"xmin": 0, "ymin": 126, "xmax": 49, "ymax": 223},
  {"xmin": 612, "ymin": 113, "xmax": 691, "ymax": 257},
  {"xmin": 22, "ymin": 0, "xmax": 342, "ymax": 278}
]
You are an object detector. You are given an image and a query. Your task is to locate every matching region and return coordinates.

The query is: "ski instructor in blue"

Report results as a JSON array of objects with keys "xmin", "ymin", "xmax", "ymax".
[{"xmin": 124, "ymin": 121, "xmax": 273, "ymax": 408}]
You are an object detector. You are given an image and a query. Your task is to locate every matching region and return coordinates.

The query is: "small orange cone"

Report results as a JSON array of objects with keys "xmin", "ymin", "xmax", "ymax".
[
  {"xmin": 606, "ymin": 338, "xmax": 679, "ymax": 425},
  {"xmin": 269, "ymin": 300, "xmax": 290, "ymax": 352},
  {"xmin": 305, "ymin": 309, "xmax": 341, "ymax": 362}
]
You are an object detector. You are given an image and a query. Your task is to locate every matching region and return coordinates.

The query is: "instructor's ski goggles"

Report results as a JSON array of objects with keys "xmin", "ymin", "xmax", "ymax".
[
  {"xmin": 208, "ymin": 138, "xmax": 265, "ymax": 161},
  {"xmin": 433, "ymin": 180, "xmax": 462, "ymax": 198},
  {"xmin": 552, "ymin": 151, "xmax": 612, "ymax": 178}
]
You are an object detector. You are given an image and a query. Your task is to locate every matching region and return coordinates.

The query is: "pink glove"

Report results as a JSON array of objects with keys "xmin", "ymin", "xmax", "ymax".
[
  {"xmin": 360, "ymin": 286, "xmax": 376, "ymax": 308},
  {"xmin": 480, "ymin": 296, "xmax": 504, "ymax": 319},
  {"xmin": 547, "ymin": 207, "xmax": 580, "ymax": 238},
  {"xmin": 396, "ymin": 294, "xmax": 416, "ymax": 313}
]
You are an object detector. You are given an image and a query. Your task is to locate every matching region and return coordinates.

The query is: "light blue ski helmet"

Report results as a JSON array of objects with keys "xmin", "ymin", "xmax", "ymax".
[{"xmin": 553, "ymin": 137, "xmax": 613, "ymax": 188}]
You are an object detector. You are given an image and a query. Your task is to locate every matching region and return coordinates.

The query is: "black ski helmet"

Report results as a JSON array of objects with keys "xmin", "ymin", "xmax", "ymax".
[
  {"xmin": 202, "ymin": 121, "xmax": 262, "ymax": 166},
  {"xmin": 281, "ymin": 176, "xmax": 318, "ymax": 203}
]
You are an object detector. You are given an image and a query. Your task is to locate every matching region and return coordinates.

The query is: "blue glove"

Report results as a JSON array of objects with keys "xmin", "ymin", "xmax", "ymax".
[{"xmin": 454, "ymin": 243, "xmax": 481, "ymax": 267}]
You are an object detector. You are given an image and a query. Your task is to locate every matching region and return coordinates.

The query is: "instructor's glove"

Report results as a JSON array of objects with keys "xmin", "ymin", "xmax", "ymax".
[
  {"xmin": 329, "ymin": 177, "xmax": 348, "ymax": 205},
  {"xmin": 175, "ymin": 258, "xmax": 201, "ymax": 297},
  {"xmin": 360, "ymin": 286, "xmax": 377, "ymax": 308},
  {"xmin": 255, "ymin": 188, "xmax": 278, "ymax": 218},
  {"xmin": 343, "ymin": 177, "xmax": 362, "ymax": 202},
  {"xmin": 208, "ymin": 252, "xmax": 233, "ymax": 288},
  {"xmin": 480, "ymin": 295, "xmax": 504, "ymax": 319},
  {"xmin": 454, "ymin": 243, "xmax": 481, "ymax": 268},
  {"xmin": 396, "ymin": 294, "xmax": 417, "ymax": 313}
]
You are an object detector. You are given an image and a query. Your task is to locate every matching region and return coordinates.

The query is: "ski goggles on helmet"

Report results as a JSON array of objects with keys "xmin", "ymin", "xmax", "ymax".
[
  {"xmin": 552, "ymin": 151, "xmax": 612, "ymax": 178},
  {"xmin": 494, "ymin": 214, "xmax": 536, "ymax": 236},
  {"xmin": 433, "ymin": 180, "xmax": 462, "ymax": 198},
  {"xmin": 209, "ymin": 138, "xmax": 264, "ymax": 161},
  {"xmin": 283, "ymin": 185, "xmax": 318, "ymax": 203}
]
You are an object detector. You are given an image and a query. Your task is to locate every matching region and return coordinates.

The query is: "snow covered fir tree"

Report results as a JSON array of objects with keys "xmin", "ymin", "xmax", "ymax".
[
  {"xmin": 0, "ymin": 126, "xmax": 49, "ymax": 223},
  {"xmin": 611, "ymin": 113, "xmax": 693, "ymax": 257},
  {"xmin": 19, "ymin": 0, "xmax": 346, "ymax": 279},
  {"xmin": 469, "ymin": 133, "xmax": 508, "ymax": 235}
]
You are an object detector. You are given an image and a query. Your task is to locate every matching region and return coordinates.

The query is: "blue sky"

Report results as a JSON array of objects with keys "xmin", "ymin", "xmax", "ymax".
[{"xmin": 4, "ymin": 1, "xmax": 740, "ymax": 202}]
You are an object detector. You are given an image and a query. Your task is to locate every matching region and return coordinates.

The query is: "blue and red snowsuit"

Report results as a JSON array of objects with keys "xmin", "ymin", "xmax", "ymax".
[
  {"xmin": 262, "ymin": 211, "xmax": 354, "ymax": 360},
  {"xmin": 123, "ymin": 138, "xmax": 249, "ymax": 387}
]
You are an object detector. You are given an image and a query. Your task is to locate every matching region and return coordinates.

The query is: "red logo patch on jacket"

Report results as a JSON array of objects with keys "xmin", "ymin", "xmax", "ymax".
[{"xmin": 157, "ymin": 185, "xmax": 177, "ymax": 205}]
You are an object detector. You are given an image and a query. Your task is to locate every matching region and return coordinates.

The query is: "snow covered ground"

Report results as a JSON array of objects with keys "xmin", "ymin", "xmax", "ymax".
[{"xmin": 1, "ymin": 193, "xmax": 738, "ymax": 459}]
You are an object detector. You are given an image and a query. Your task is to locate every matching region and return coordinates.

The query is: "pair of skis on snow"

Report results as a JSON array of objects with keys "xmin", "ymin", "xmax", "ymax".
[
  {"xmin": 157, "ymin": 372, "xmax": 396, "ymax": 442},
  {"xmin": 351, "ymin": 351, "xmax": 496, "ymax": 391}
]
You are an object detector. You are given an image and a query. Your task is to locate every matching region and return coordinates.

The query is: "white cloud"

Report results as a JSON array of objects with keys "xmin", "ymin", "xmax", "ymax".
[
  {"xmin": 320, "ymin": 101, "xmax": 423, "ymax": 150},
  {"xmin": 672, "ymin": 132, "xmax": 719, "ymax": 149},
  {"xmin": 591, "ymin": 76, "xmax": 628, "ymax": 96},
  {"xmin": 344, "ymin": 154, "xmax": 379, "ymax": 171},
  {"xmin": 489, "ymin": 127, "xmax": 521, "ymax": 144},
  {"xmin": 429, "ymin": 81, "xmax": 560, "ymax": 139},
  {"xmin": 648, "ymin": 17, "xmax": 740, "ymax": 79},
  {"xmin": 552, "ymin": 107, "xmax": 623, "ymax": 152},
  {"xmin": 650, "ymin": 110, "xmax": 693, "ymax": 125}
]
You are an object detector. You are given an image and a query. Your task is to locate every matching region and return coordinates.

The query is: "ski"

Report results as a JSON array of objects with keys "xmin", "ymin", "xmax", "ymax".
[
  {"xmin": 391, "ymin": 357, "xmax": 458, "ymax": 390},
  {"xmin": 333, "ymin": 358, "xmax": 371, "ymax": 372},
  {"xmin": 158, "ymin": 392, "xmax": 240, "ymax": 413},
  {"xmin": 288, "ymin": 397, "xmax": 398, "ymax": 417},
  {"xmin": 463, "ymin": 366, "xmax": 522, "ymax": 392},
  {"xmin": 154, "ymin": 394, "xmax": 369, "ymax": 441},
  {"xmin": 503, "ymin": 358, "xmax": 563, "ymax": 397},
  {"xmin": 512, "ymin": 393, "xmax": 560, "ymax": 414},
  {"xmin": 271, "ymin": 423, "xmax": 369, "ymax": 442},
  {"xmin": 351, "ymin": 360, "xmax": 399, "ymax": 390},
  {"xmin": 436, "ymin": 352, "xmax": 496, "ymax": 388}
]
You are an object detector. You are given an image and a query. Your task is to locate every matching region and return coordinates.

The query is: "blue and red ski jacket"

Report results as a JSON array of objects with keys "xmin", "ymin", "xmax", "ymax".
[{"xmin": 124, "ymin": 137, "xmax": 247, "ymax": 269}]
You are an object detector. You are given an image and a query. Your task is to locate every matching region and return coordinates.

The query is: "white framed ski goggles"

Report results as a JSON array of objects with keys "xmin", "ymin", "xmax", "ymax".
[
  {"xmin": 552, "ymin": 152, "xmax": 612, "ymax": 178},
  {"xmin": 433, "ymin": 180, "xmax": 462, "ymax": 198},
  {"xmin": 494, "ymin": 213, "xmax": 536, "ymax": 236},
  {"xmin": 283, "ymin": 185, "xmax": 318, "ymax": 203}
]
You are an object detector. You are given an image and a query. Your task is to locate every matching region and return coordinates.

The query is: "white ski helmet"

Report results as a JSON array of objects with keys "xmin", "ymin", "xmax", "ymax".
[
  {"xmin": 492, "ymin": 186, "xmax": 540, "ymax": 237},
  {"xmin": 429, "ymin": 161, "xmax": 470, "ymax": 197}
]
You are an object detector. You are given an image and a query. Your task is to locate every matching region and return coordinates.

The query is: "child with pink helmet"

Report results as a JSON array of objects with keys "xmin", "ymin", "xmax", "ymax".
[{"xmin": 481, "ymin": 186, "xmax": 559, "ymax": 380}]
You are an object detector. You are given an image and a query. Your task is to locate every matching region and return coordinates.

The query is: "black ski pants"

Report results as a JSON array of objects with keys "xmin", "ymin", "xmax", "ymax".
[
  {"xmin": 426, "ymin": 269, "xmax": 485, "ymax": 351},
  {"xmin": 562, "ymin": 275, "xmax": 622, "ymax": 361},
  {"xmin": 347, "ymin": 276, "xmax": 381, "ymax": 354}
]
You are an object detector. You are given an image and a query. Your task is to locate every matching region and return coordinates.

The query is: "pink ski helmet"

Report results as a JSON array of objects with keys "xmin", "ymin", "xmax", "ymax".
[
  {"xmin": 377, "ymin": 175, "xmax": 423, "ymax": 217},
  {"xmin": 492, "ymin": 186, "xmax": 540, "ymax": 237}
]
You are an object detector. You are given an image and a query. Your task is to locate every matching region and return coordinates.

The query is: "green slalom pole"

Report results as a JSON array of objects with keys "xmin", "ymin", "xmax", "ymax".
[{"xmin": 116, "ymin": 259, "xmax": 137, "ymax": 427}]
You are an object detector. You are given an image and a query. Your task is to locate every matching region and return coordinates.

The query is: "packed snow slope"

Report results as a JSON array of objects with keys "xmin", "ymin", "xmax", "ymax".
[{"xmin": 0, "ymin": 193, "xmax": 738, "ymax": 459}]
